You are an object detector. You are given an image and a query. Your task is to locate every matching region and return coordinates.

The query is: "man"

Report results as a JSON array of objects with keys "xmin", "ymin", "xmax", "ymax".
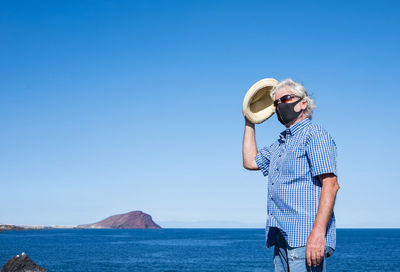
[{"xmin": 242, "ymin": 79, "xmax": 339, "ymax": 272}]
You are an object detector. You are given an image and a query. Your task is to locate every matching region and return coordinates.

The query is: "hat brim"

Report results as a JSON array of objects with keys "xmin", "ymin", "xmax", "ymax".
[{"xmin": 242, "ymin": 78, "xmax": 278, "ymax": 124}]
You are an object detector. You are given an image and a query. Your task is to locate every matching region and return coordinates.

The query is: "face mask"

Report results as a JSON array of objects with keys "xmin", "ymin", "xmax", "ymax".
[{"xmin": 276, "ymin": 97, "xmax": 303, "ymax": 125}]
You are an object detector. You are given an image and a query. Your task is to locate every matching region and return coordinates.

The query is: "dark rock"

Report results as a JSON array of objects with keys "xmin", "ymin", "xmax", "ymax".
[
  {"xmin": 1, "ymin": 252, "xmax": 47, "ymax": 272},
  {"xmin": 77, "ymin": 210, "xmax": 162, "ymax": 229}
]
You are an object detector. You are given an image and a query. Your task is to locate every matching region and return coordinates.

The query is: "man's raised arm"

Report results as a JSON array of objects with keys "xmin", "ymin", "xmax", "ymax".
[{"xmin": 242, "ymin": 116, "xmax": 259, "ymax": 170}]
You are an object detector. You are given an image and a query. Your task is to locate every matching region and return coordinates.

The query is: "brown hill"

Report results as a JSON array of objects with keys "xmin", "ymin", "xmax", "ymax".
[{"xmin": 77, "ymin": 210, "xmax": 161, "ymax": 229}]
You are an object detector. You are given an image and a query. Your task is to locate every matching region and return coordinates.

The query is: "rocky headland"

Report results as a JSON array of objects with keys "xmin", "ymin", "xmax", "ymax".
[{"xmin": 77, "ymin": 210, "xmax": 161, "ymax": 229}]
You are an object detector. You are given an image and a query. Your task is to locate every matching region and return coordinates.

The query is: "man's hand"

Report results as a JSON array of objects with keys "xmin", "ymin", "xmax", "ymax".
[
  {"xmin": 244, "ymin": 116, "xmax": 255, "ymax": 127},
  {"xmin": 306, "ymin": 229, "xmax": 326, "ymax": 267}
]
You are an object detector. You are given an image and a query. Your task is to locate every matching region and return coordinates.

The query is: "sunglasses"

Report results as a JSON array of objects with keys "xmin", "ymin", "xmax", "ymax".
[{"xmin": 273, "ymin": 94, "xmax": 301, "ymax": 107}]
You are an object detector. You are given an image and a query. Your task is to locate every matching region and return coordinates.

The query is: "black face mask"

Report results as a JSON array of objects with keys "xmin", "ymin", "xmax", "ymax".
[{"xmin": 276, "ymin": 97, "xmax": 303, "ymax": 125}]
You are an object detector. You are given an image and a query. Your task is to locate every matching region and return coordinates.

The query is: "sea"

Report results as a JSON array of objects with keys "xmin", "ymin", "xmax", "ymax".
[{"xmin": 0, "ymin": 228, "xmax": 399, "ymax": 272}]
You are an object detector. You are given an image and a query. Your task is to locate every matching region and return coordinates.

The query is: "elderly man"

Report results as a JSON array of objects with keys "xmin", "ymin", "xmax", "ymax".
[{"xmin": 242, "ymin": 79, "xmax": 339, "ymax": 272}]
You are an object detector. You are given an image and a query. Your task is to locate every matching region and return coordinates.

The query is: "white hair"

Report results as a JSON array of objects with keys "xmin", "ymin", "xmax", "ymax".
[{"xmin": 270, "ymin": 78, "xmax": 316, "ymax": 119}]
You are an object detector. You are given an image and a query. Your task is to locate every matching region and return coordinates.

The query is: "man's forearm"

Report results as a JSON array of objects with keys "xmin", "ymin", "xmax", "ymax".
[
  {"xmin": 306, "ymin": 175, "xmax": 339, "ymax": 267},
  {"xmin": 312, "ymin": 176, "xmax": 339, "ymax": 234},
  {"xmin": 242, "ymin": 118, "xmax": 258, "ymax": 168}
]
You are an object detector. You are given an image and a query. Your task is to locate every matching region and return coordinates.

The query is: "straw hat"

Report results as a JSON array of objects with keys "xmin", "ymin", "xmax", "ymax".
[{"xmin": 242, "ymin": 78, "xmax": 278, "ymax": 124}]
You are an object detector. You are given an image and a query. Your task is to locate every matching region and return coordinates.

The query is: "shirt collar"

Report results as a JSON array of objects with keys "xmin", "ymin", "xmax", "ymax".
[{"xmin": 279, "ymin": 117, "xmax": 311, "ymax": 140}]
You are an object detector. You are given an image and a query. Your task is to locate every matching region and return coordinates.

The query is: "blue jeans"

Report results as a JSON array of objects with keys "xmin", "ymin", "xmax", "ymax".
[{"xmin": 272, "ymin": 227, "xmax": 335, "ymax": 272}]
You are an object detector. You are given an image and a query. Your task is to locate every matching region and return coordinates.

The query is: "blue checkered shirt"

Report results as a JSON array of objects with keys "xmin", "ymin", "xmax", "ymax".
[{"xmin": 255, "ymin": 117, "xmax": 337, "ymax": 250}]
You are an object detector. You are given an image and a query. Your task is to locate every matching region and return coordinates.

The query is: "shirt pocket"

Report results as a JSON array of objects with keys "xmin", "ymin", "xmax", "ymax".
[{"xmin": 280, "ymin": 145, "xmax": 307, "ymax": 177}]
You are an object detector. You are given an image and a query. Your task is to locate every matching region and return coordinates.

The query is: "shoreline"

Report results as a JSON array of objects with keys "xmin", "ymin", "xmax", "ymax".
[{"xmin": 0, "ymin": 224, "xmax": 78, "ymax": 232}]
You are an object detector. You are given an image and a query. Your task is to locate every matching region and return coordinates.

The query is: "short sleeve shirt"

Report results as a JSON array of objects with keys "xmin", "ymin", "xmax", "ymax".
[{"xmin": 255, "ymin": 117, "xmax": 338, "ymax": 250}]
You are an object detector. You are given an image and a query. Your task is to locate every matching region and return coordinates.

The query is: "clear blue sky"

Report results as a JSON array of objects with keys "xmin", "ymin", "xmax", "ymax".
[{"xmin": 1, "ymin": 0, "xmax": 399, "ymax": 228}]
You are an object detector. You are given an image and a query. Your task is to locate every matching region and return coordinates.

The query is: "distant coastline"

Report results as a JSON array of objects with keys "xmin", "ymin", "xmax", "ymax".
[
  {"xmin": 0, "ymin": 210, "xmax": 161, "ymax": 232},
  {"xmin": 0, "ymin": 224, "xmax": 76, "ymax": 232}
]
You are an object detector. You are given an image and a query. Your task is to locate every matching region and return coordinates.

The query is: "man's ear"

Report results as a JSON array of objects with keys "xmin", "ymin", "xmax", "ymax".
[{"xmin": 301, "ymin": 99, "xmax": 308, "ymax": 110}]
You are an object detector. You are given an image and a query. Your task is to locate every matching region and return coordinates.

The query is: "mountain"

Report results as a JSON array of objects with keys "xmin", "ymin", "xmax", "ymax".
[{"xmin": 77, "ymin": 210, "xmax": 161, "ymax": 229}]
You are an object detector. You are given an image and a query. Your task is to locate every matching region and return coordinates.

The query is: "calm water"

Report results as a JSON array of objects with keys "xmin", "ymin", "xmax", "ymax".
[{"xmin": 0, "ymin": 228, "xmax": 399, "ymax": 271}]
